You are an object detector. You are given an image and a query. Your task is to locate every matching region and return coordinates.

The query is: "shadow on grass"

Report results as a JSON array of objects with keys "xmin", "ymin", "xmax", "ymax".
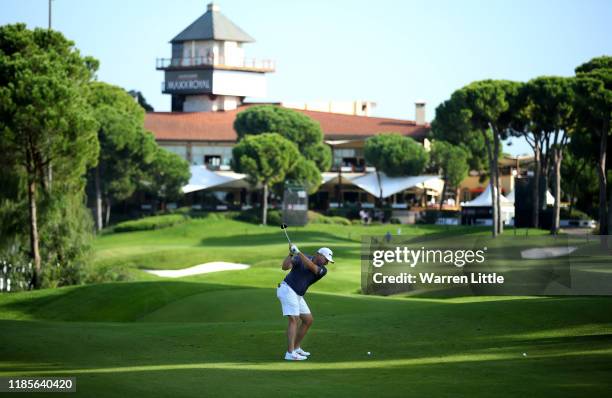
[
  {"xmin": 1, "ymin": 293, "xmax": 612, "ymax": 398},
  {"xmin": 494, "ymin": 333, "xmax": 612, "ymax": 346},
  {"xmin": 0, "ymin": 281, "xmax": 251, "ymax": 322},
  {"xmin": 0, "ymin": 347, "xmax": 610, "ymax": 398}
]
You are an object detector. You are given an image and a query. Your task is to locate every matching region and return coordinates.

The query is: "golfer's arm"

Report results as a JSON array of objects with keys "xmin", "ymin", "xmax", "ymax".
[
  {"xmin": 299, "ymin": 253, "xmax": 320, "ymax": 275},
  {"xmin": 281, "ymin": 255, "xmax": 293, "ymax": 270}
]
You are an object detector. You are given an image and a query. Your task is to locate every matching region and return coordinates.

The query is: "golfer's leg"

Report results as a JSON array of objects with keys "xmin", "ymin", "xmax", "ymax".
[
  {"xmin": 278, "ymin": 283, "xmax": 300, "ymax": 353},
  {"xmin": 287, "ymin": 316, "xmax": 299, "ymax": 353},
  {"xmin": 294, "ymin": 313, "xmax": 313, "ymax": 349}
]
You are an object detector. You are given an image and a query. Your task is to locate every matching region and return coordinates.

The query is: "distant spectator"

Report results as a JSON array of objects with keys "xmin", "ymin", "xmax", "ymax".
[{"xmin": 359, "ymin": 209, "xmax": 367, "ymax": 225}]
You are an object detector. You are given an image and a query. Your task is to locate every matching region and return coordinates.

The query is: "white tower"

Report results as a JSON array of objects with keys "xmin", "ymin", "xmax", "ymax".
[{"xmin": 157, "ymin": 3, "xmax": 275, "ymax": 112}]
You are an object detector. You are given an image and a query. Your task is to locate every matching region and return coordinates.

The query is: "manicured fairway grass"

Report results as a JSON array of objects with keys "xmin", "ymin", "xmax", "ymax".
[{"xmin": 1, "ymin": 216, "xmax": 610, "ymax": 397}]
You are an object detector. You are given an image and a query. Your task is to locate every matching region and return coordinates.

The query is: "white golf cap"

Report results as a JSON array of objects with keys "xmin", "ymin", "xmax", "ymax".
[{"xmin": 317, "ymin": 247, "xmax": 335, "ymax": 263}]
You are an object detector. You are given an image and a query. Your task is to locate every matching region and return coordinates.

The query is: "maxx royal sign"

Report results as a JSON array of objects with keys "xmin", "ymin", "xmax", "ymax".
[{"xmin": 163, "ymin": 70, "xmax": 213, "ymax": 94}]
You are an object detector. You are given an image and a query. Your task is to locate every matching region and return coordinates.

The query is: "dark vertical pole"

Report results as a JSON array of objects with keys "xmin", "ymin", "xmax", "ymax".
[
  {"xmin": 48, "ymin": 0, "xmax": 52, "ymax": 29},
  {"xmin": 338, "ymin": 165, "xmax": 343, "ymax": 206}
]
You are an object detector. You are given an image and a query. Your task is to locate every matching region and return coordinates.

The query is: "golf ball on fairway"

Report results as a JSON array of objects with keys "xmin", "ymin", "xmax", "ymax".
[
  {"xmin": 367, "ymin": 351, "xmax": 371, "ymax": 355},
  {"xmin": 522, "ymin": 353, "xmax": 527, "ymax": 357}
]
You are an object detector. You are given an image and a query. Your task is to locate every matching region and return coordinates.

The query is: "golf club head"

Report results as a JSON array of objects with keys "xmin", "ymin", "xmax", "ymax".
[{"xmin": 280, "ymin": 224, "xmax": 288, "ymax": 230}]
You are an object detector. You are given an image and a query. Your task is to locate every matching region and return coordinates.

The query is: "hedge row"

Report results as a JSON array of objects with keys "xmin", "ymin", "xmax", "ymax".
[{"xmin": 113, "ymin": 214, "xmax": 189, "ymax": 232}]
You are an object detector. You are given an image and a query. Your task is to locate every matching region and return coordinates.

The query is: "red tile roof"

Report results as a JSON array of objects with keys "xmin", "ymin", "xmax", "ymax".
[{"xmin": 144, "ymin": 106, "xmax": 430, "ymax": 142}]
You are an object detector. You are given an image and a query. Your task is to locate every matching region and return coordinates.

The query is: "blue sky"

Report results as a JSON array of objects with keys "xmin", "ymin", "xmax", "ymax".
[{"xmin": 2, "ymin": 0, "xmax": 611, "ymax": 155}]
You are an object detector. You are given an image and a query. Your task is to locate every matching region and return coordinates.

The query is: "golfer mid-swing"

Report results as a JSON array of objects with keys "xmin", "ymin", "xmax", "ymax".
[{"xmin": 277, "ymin": 244, "xmax": 334, "ymax": 360}]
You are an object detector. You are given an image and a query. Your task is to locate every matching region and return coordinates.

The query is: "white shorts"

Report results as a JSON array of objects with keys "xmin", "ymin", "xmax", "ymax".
[{"xmin": 276, "ymin": 282, "xmax": 311, "ymax": 316}]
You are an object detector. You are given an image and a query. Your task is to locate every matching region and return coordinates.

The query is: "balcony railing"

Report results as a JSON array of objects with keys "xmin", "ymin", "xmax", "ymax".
[
  {"xmin": 156, "ymin": 56, "xmax": 275, "ymax": 72},
  {"xmin": 329, "ymin": 165, "xmax": 376, "ymax": 173}
]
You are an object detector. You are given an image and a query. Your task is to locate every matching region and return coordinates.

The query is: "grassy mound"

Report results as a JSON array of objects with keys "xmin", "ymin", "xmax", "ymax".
[
  {"xmin": 308, "ymin": 210, "xmax": 352, "ymax": 225},
  {"xmin": 113, "ymin": 214, "xmax": 188, "ymax": 233}
]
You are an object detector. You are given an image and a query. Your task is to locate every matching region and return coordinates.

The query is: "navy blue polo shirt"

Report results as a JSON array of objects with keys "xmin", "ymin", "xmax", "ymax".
[{"xmin": 283, "ymin": 255, "xmax": 327, "ymax": 296}]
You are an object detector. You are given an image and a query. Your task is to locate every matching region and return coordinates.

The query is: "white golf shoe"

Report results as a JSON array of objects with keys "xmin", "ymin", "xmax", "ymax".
[
  {"xmin": 294, "ymin": 347, "xmax": 310, "ymax": 356},
  {"xmin": 284, "ymin": 351, "xmax": 307, "ymax": 361}
]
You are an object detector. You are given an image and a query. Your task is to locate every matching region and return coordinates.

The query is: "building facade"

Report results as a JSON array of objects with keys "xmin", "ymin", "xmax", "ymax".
[{"xmin": 145, "ymin": 3, "xmax": 524, "ymax": 218}]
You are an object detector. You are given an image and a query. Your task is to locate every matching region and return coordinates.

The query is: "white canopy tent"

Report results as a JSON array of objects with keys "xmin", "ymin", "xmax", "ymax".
[
  {"xmin": 321, "ymin": 172, "xmax": 363, "ymax": 185},
  {"xmin": 182, "ymin": 166, "xmax": 249, "ymax": 194},
  {"xmin": 183, "ymin": 167, "xmax": 444, "ymax": 199},
  {"xmin": 505, "ymin": 188, "xmax": 555, "ymax": 205},
  {"xmin": 461, "ymin": 184, "xmax": 514, "ymax": 225},
  {"xmin": 462, "ymin": 184, "xmax": 514, "ymax": 207},
  {"xmin": 350, "ymin": 173, "xmax": 444, "ymax": 199}
]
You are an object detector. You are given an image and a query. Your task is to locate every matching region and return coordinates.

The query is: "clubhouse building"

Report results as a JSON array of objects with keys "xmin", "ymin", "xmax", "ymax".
[{"xmin": 143, "ymin": 3, "xmax": 528, "ymax": 223}]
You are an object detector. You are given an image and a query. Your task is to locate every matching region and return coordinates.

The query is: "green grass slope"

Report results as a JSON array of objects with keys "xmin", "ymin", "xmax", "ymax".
[{"xmin": 0, "ymin": 216, "xmax": 610, "ymax": 397}]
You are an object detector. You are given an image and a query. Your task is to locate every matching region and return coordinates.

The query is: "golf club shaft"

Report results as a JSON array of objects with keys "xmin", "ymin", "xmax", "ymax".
[{"xmin": 282, "ymin": 228, "xmax": 292, "ymax": 245}]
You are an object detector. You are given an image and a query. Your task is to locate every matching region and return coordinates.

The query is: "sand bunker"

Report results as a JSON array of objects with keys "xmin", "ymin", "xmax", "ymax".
[
  {"xmin": 521, "ymin": 246, "xmax": 577, "ymax": 259},
  {"xmin": 144, "ymin": 262, "xmax": 250, "ymax": 278}
]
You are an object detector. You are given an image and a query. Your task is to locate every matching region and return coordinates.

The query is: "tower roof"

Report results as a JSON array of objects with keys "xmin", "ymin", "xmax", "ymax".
[{"xmin": 170, "ymin": 3, "xmax": 255, "ymax": 44}]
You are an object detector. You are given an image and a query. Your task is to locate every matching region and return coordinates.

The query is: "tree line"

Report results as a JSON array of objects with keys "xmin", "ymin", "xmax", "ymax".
[
  {"xmin": 236, "ymin": 55, "xmax": 610, "ymax": 237},
  {"xmin": 0, "ymin": 24, "xmax": 189, "ymax": 289},
  {"xmin": 431, "ymin": 57, "xmax": 611, "ymax": 237}
]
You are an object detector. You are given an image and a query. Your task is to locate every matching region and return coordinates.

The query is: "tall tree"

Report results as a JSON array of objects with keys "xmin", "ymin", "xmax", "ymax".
[
  {"xmin": 364, "ymin": 133, "xmax": 429, "ymax": 203},
  {"xmin": 86, "ymin": 82, "xmax": 157, "ymax": 230},
  {"xmin": 450, "ymin": 80, "xmax": 521, "ymax": 236},
  {"xmin": 234, "ymin": 105, "xmax": 332, "ymax": 172},
  {"xmin": 574, "ymin": 56, "xmax": 612, "ymax": 235},
  {"xmin": 431, "ymin": 98, "xmax": 489, "ymax": 173},
  {"xmin": 140, "ymin": 146, "xmax": 191, "ymax": 211},
  {"xmin": 432, "ymin": 98, "xmax": 493, "ymax": 214},
  {"xmin": 0, "ymin": 24, "xmax": 99, "ymax": 288},
  {"xmin": 520, "ymin": 77, "xmax": 575, "ymax": 234},
  {"xmin": 430, "ymin": 141, "xmax": 469, "ymax": 210},
  {"xmin": 232, "ymin": 133, "xmax": 300, "ymax": 224}
]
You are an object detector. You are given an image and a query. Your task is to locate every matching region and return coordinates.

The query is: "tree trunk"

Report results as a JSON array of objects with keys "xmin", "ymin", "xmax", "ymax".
[
  {"xmin": 48, "ymin": 162, "xmax": 52, "ymax": 192},
  {"xmin": 596, "ymin": 121, "xmax": 608, "ymax": 235},
  {"xmin": 455, "ymin": 187, "xmax": 461, "ymax": 208},
  {"xmin": 490, "ymin": 170, "xmax": 499, "ymax": 237},
  {"xmin": 338, "ymin": 166, "xmax": 343, "ymax": 206},
  {"xmin": 533, "ymin": 142, "xmax": 541, "ymax": 228},
  {"xmin": 439, "ymin": 174, "xmax": 447, "ymax": 212},
  {"xmin": 568, "ymin": 158, "xmax": 585, "ymax": 218},
  {"xmin": 262, "ymin": 183, "xmax": 268, "ymax": 225},
  {"xmin": 27, "ymin": 174, "xmax": 42, "ymax": 289},
  {"xmin": 95, "ymin": 165, "xmax": 103, "ymax": 232},
  {"xmin": 607, "ymin": 187, "xmax": 611, "ymax": 247},
  {"xmin": 493, "ymin": 130, "xmax": 503, "ymax": 234},
  {"xmin": 541, "ymin": 149, "xmax": 550, "ymax": 214},
  {"xmin": 484, "ymin": 134, "xmax": 498, "ymax": 238},
  {"xmin": 551, "ymin": 149, "xmax": 562, "ymax": 234},
  {"xmin": 105, "ymin": 198, "xmax": 111, "ymax": 227},
  {"xmin": 568, "ymin": 181, "xmax": 575, "ymax": 217}
]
